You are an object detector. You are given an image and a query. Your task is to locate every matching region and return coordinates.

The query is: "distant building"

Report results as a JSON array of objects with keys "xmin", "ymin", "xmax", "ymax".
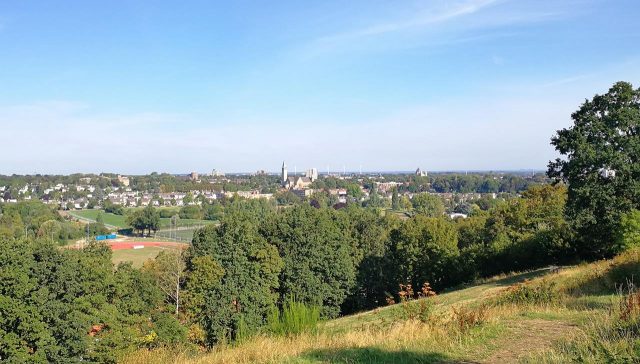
[
  {"xmin": 117, "ymin": 175, "xmax": 130, "ymax": 187},
  {"xmin": 305, "ymin": 168, "xmax": 318, "ymax": 181},
  {"xmin": 285, "ymin": 176, "xmax": 313, "ymax": 190},
  {"xmin": 599, "ymin": 168, "xmax": 616, "ymax": 178},
  {"xmin": 416, "ymin": 168, "xmax": 427, "ymax": 177},
  {"xmin": 449, "ymin": 213, "xmax": 468, "ymax": 219},
  {"xmin": 282, "ymin": 161, "xmax": 316, "ymax": 190},
  {"xmin": 189, "ymin": 172, "xmax": 199, "ymax": 181},
  {"xmin": 281, "ymin": 161, "xmax": 288, "ymax": 184}
]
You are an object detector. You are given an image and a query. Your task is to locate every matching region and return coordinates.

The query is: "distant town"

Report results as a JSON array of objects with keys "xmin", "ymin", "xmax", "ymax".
[{"xmin": 0, "ymin": 162, "xmax": 547, "ymax": 218}]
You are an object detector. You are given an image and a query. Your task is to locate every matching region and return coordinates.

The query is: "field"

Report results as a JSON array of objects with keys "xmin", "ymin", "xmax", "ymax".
[
  {"xmin": 69, "ymin": 210, "xmax": 215, "ymax": 230},
  {"xmin": 68, "ymin": 209, "xmax": 127, "ymax": 228},
  {"xmin": 122, "ymin": 249, "xmax": 640, "ymax": 364},
  {"xmin": 112, "ymin": 246, "xmax": 169, "ymax": 268},
  {"xmin": 111, "ymin": 241, "xmax": 187, "ymax": 267}
]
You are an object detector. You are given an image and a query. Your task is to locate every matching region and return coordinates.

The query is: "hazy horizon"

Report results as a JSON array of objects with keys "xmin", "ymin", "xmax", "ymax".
[{"xmin": 1, "ymin": 0, "xmax": 639, "ymax": 174}]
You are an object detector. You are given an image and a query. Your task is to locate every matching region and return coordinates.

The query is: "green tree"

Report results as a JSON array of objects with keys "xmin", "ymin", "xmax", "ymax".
[
  {"xmin": 143, "ymin": 250, "xmax": 187, "ymax": 315},
  {"xmin": 189, "ymin": 215, "xmax": 282, "ymax": 345},
  {"xmin": 618, "ymin": 209, "xmax": 640, "ymax": 250},
  {"xmin": 96, "ymin": 211, "xmax": 105, "ymax": 225},
  {"xmin": 548, "ymin": 81, "xmax": 640, "ymax": 258},
  {"xmin": 265, "ymin": 205, "xmax": 357, "ymax": 318},
  {"xmin": 388, "ymin": 216, "xmax": 459, "ymax": 292},
  {"xmin": 391, "ymin": 187, "xmax": 400, "ymax": 210},
  {"xmin": 346, "ymin": 184, "xmax": 363, "ymax": 201},
  {"xmin": 411, "ymin": 193, "xmax": 445, "ymax": 217}
]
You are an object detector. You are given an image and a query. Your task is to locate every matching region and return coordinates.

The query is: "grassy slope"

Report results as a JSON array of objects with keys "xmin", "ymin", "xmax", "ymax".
[{"xmin": 123, "ymin": 250, "xmax": 640, "ymax": 364}]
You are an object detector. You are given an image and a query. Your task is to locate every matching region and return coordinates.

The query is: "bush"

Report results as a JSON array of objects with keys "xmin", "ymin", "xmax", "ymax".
[
  {"xmin": 267, "ymin": 299, "xmax": 320, "ymax": 336},
  {"xmin": 151, "ymin": 313, "xmax": 187, "ymax": 346},
  {"xmin": 179, "ymin": 205, "xmax": 203, "ymax": 220},
  {"xmin": 159, "ymin": 209, "xmax": 179, "ymax": 218},
  {"xmin": 393, "ymin": 283, "xmax": 437, "ymax": 323},
  {"xmin": 451, "ymin": 304, "xmax": 490, "ymax": 332},
  {"xmin": 498, "ymin": 279, "xmax": 561, "ymax": 306}
]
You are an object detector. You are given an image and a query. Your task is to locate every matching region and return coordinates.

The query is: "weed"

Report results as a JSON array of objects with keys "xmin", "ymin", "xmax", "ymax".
[{"xmin": 396, "ymin": 283, "xmax": 437, "ymax": 323}]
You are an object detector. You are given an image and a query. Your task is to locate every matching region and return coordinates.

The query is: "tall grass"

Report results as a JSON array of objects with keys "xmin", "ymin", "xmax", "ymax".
[
  {"xmin": 528, "ymin": 288, "xmax": 640, "ymax": 363},
  {"xmin": 267, "ymin": 299, "xmax": 321, "ymax": 336},
  {"xmin": 497, "ymin": 278, "xmax": 561, "ymax": 306}
]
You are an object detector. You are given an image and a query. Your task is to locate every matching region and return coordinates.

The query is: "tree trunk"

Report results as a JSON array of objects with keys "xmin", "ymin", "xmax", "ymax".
[{"xmin": 175, "ymin": 280, "xmax": 180, "ymax": 315}]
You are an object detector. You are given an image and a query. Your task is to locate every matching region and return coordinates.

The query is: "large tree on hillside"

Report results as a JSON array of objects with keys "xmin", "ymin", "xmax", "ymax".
[
  {"xmin": 189, "ymin": 217, "xmax": 282, "ymax": 345},
  {"xmin": 548, "ymin": 81, "xmax": 640, "ymax": 257},
  {"xmin": 388, "ymin": 216, "xmax": 459, "ymax": 292},
  {"xmin": 265, "ymin": 205, "xmax": 357, "ymax": 318}
]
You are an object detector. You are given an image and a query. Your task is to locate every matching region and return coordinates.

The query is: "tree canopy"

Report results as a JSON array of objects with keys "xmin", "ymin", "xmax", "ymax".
[{"xmin": 548, "ymin": 81, "xmax": 640, "ymax": 258}]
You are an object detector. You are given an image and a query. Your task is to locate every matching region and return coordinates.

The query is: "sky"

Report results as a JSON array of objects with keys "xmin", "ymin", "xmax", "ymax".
[{"xmin": 0, "ymin": 0, "xmax": 639, "ymax": 174}]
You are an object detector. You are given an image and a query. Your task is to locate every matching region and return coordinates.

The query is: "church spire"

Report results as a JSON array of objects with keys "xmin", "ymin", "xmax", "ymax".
[{"xmin": 281, "ymin": 161, "xmax": 288, "ymax": 184}]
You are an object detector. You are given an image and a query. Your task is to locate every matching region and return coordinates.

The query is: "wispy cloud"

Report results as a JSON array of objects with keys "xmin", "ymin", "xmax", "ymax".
[
  {"xmin": 296, "ymin": 0, "xmax": 572, "ymax": 58},
  {"xmin": 318, "ymin": 0, "xmax": 500, "ymax": 43}
]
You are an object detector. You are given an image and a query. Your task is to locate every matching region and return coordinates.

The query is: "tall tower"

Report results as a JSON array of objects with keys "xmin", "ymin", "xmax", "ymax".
[{"xmin": 281, "ymin": 161, "xmax": 288, "ymax": 184}]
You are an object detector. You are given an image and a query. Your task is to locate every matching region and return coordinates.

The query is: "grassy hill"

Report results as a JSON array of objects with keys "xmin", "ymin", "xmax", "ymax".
[{"xmin": 123, "ymin": 250, "xmax": 640, "ymax": 363}]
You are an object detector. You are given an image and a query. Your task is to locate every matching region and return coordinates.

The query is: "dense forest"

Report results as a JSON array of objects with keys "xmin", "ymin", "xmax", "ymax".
[{"xmin": 0, "ymin": 82, "xmax": 639, "ymax": 362}]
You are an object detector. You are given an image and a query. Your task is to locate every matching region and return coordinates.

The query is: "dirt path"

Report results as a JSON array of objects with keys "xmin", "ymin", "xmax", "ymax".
[{"xmin": 483, "ymin": 319, "xmax": 579, "ymax": 363}]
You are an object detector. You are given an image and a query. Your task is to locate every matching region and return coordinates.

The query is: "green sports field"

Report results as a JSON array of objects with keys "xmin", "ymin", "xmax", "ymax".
[
  {"xmin": 69, "ymin": 210, "xmax": 127, "ymax": 228},
  {"xmin": 69, "ymin": 209, "xmax": 216, "ymax": 230}
]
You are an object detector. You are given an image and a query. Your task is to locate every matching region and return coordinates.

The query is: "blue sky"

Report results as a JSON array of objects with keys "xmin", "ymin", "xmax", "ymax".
[{"xmin": 0, "ymin": 0, "xmax": 639, "ymax": 174}]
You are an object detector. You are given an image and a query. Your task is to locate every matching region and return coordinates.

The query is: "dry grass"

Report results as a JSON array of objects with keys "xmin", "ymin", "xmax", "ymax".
[
  {"xmin": 122, "ymin": 304, "xmax": 520, "ymax": 364},
  {"xmin": 122, "ymin": 250, "xmax": 640, "ymax": 364}
]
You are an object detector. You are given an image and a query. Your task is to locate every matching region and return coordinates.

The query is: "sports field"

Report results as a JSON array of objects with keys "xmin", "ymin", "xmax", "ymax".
[
  {"xmin": 69, "ymin": 209, "xmax": 127, "ymax": 228},
  {"xmin": 110, "ymin": 241, "xmax": 187, "ymax": 268},
  {"xmin": 69, "ymin": 209, "xmax": 216, "ymax": 229}
]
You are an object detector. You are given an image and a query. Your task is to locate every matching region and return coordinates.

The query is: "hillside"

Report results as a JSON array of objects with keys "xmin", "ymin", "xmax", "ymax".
[{"xmin": 123, "ymin": 249, "xmax": 640, "ymax": 363}]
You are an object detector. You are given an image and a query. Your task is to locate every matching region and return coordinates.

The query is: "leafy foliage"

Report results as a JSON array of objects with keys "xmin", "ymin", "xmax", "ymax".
[
  {"xmin": 189, "ymin": 211, "xmax": 283, "ymax": 345},
  {"xmin": 548, "ymin": 81, "xmax": 640, "ymax": 258}
]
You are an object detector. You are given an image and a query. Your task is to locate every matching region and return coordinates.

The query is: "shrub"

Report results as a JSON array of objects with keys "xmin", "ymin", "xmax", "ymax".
[
  {"xmin": 267, "ymin": 299, "xmax": 320, "ymax": 336},
  {"xmin": 395, "ymin": 283, "xmax": 437, "ymax": 323},
  {"xmin": 498, "ymin": 279, "xmax": 560, "ymax": 306},
  {"xmin": 152, "ymin": 312, "xmax": 187, "ymax": 345},
  {"xmin": 159, "ymin": 209, "xmax": 179, "ymax": 218},
  {"xmin": 450, "ymin": 304, "xmax": 490, "ymax": 332}
]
